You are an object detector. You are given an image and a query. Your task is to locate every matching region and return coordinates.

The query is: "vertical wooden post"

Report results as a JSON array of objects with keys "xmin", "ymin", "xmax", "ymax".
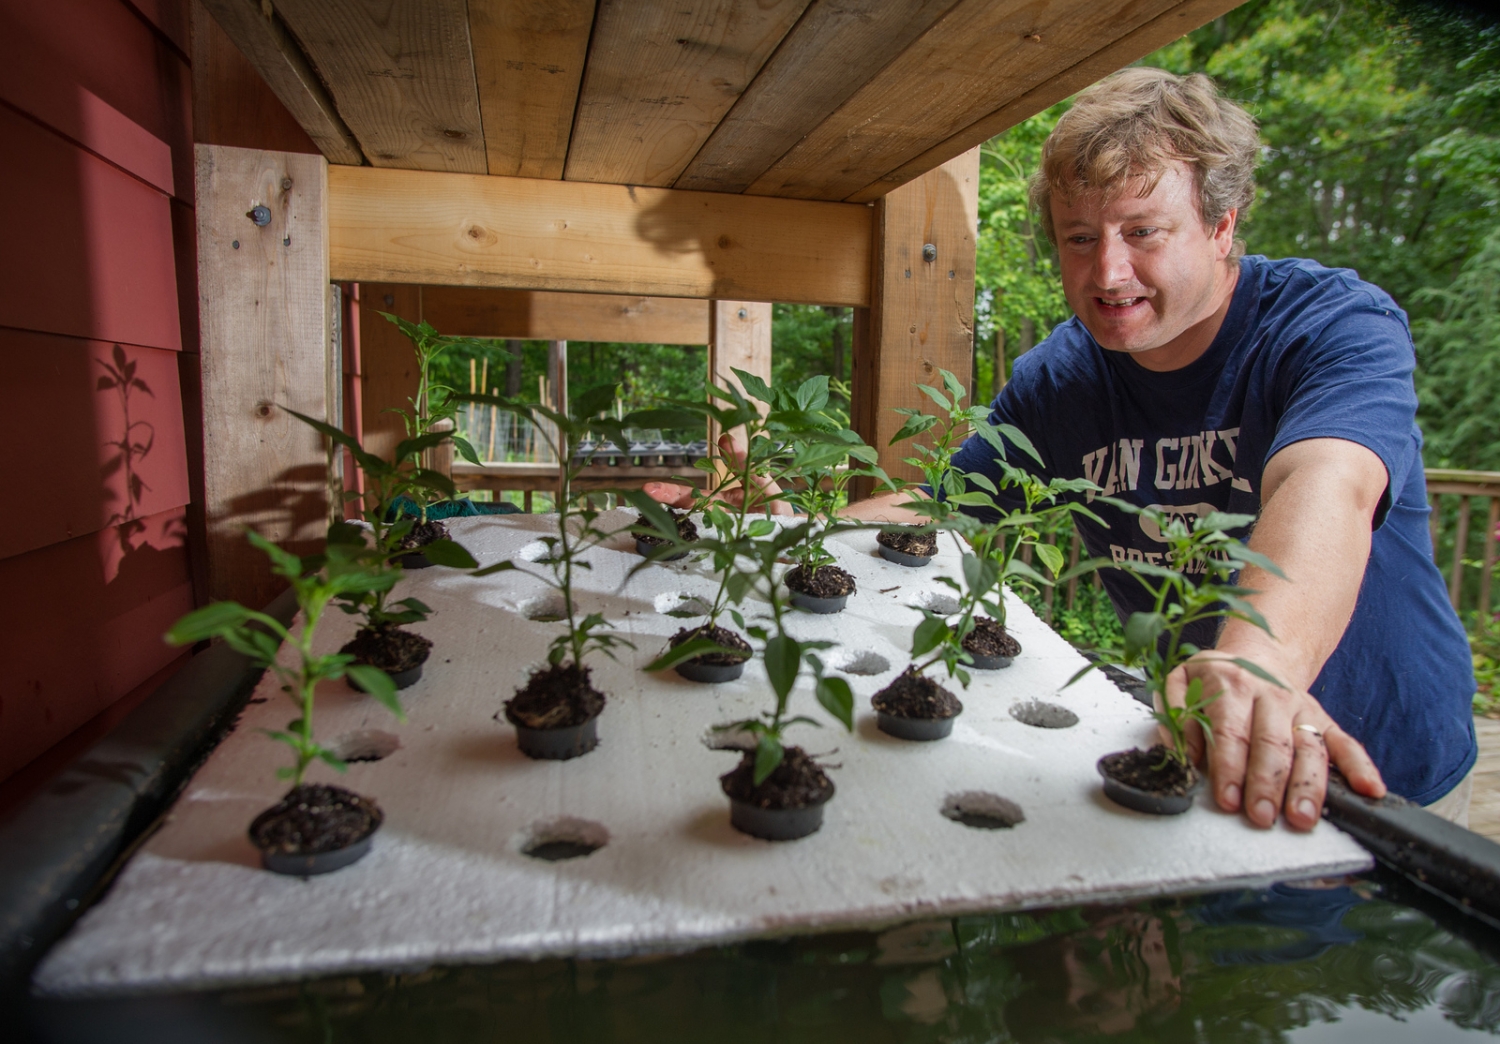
[
  {"xmin": 358, "ymin": 282, "xmax": 420, "ymax": 462},
  {"xmin": 195, "ymin": 144, "xmax": 331, "ymax": 606},
  {"xmin": 707, "ymin": 301, "xmax": 772, "ymax": 446},
  {"xmin": 1483, "ymin": 497, "xmax": 1499, "ymax": 619},
  {"xmin": 1451, "ymin": 497, "xmax": 1472, "ymax": 610},
  {"xmin": 850, "ymin": 148, "xmax": 980, "ymax": 499}
]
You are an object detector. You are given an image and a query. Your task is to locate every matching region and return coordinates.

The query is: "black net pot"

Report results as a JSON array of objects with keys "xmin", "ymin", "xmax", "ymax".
[
  {"xmin": 399, "ymin": 550, "xmax": 434, "ymax": 569},
  {"xmin": 636, "ymin": 536, "xmax": 689, "ymax": 561},
  {"xmin": 728, "ymin": 795, "xmax": 830, "ymax": 841},
  {"xmin": 966, "ymin": 652, "xmax": 1013, "ymax": 670},
  {"xmin": 348, "ymin": 661, "xmax": 425, "ymax": 692},
  {"xmin": 674, "ymin": 659, "xmax": 746, "ymax": 683},
  {"xmin": 877, "ymin": 545, "xmax": 932, "ymax": 568},
  {"xmin": 1097, "ymin": 756, "xmax": 1206, "ymax": 815},
  {"xmin": 515, "ymin": 715, "xmax": 600, "ymax": 761},
  {"xmin": 876, "ymin": 710, "xmax": 958, "ymax": 742},
  {"xmin": 259, "ymin": 828, "xmax": 378, "ymax": 876},
  {"xmin": 788, "ymin": 589, "xmax": 847, "ymax": 614}
]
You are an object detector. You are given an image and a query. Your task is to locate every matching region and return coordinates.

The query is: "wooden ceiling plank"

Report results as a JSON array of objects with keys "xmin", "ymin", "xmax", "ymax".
[
  {"xmin": 418, "ymin": 287, "xmax": 709, "ymax": 345},
  {"xmin": 467, "ymin": 0, "xmax": 595, "ymax": 180},
  {"xmin": 273, "ymin": 0, "xmax": 486, "ymax": 173},
  {"xmin": 563, "ymin": 0, "xmax": 812, "ymax": 188},
  {"xmin": 198, "ymin": 0, "xmax": 363, "ymax": 164},
  {"xmin": 745, "ymin": 0, "xmax": 1184, "ymax": 201},
  {"xmin": 847, "ymin": 0, "xmax": 1249, "ymax": 203},
  {"xmin": 326, "ymin": 165, "xmax": 873, "ymax": 307},
  {"xmin": 674, "ymin": 0, "xmax": 961, "ymax": 194}
]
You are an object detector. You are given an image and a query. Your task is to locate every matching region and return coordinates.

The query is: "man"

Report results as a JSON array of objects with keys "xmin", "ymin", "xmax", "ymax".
[{"xmin": 652, "ymin": 68, "xmax": 1477, "ymax": 829}]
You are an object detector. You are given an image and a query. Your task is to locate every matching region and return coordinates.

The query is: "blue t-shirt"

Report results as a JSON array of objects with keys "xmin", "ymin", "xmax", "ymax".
[{"xmin": 950, "ymin": 255, "xmax": 1476, "ymax": 804}]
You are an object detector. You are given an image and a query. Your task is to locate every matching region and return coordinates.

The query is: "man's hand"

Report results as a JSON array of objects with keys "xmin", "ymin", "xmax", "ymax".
[
  {"xmin": 1180, "ymin": 437, "xmax": 1391, "ymax": 828},
  {"xmin": 642, "ymin": 431, "xmax": 792, "ymax": 515},
  {"xmin": 1165, "ymin": 656, "xmax": 1384, "ymax": 831}
]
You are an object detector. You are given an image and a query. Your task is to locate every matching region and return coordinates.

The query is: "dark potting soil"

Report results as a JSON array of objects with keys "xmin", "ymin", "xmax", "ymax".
[
  {"xmin": 877, "ymin": 526, "xmax": 937, "ymax": 557},
  {"xmin": 963, "ymin": 616, "xmax": 1021, "ymax": 659},
  {"xmin": 504, "ymin": 663, "xmax": 607, "ymax": 729},
  {"xmin": 719, "ymin": 746, "xmax": 835, "ymax": 810},
  {"xmin": 669, "ymin": 624, "xmax": 751, "ymax": 666},
  {"xmin": 871, "ymin": 666, "xmax": 963, "ymax": 720},
  {"xmin": 397, "ymin": 519, "xmax": 448, "ymax": 552},
  {"xmin": 635, "ymin": 509, "xmax": 699, "ymax": 547},
  {"xmin": 785, "ymin": 564, "xmax": 856, "ymax": 598},
  {"xmin": 340, "ymin": 625, "xmax": 433, "ymax": 672},
  {"xmin": 1099, "ymin": 745, "xmax": 1200, "ymax": 796},
  {"xmin": 249, "ymin": 783, "xmax": 383, "ymax": 856}
]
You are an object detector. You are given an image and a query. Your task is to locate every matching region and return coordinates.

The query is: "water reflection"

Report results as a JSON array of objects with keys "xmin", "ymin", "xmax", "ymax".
[{"xmin": 25, "ymin": 875, "xmax": 1500, "ymax": 1043}]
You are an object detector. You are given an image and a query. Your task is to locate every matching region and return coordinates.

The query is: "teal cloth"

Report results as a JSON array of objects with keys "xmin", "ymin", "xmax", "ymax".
[{"xmin": 387, "ymin": 495, "xmax": 519, "ymax": 520}]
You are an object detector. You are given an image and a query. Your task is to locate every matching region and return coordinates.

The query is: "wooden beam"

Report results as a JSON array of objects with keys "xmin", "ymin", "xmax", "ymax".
[
  {"xmin": 467, "ymin": 0, "xmax": 594, "ymax": 179},
  {"xmin": 417, "ymin": 287, "xmax": 709, "ymax": 344},
  {"xmin": 709, "ymin": 301, "xmax": 772, "ymax": 395},
  {"xmin": 327, "ymin": 165, "xmax": 874, "ymax": 306},
  {"xmin": 562, "ymin": 0, "xmax": 810, "ymax": 187},
  {"xmin": 850, "ymin": 149, "xmax": 979, "ymax": 496},
  {"xmin": 746, "ymin": 0, "xmax": 1186, "ymax": 201},
  {"xmin": 272, "ymin": 0, "xmax": 486, "ymax": 173},
  {"xmin": 196, "ymin": 0, "xmax": 363, "ymax": 165},
  {"xmin": 675, "ymin": 0, "xmax": 959, "ymax": 193},
  {"xmin": 195, "ymin": 144, "xmax": 332, "ymax": 605},
  {"xmin": 847, "ymin": 0, "xmax": 1249, "ymax": 203}
]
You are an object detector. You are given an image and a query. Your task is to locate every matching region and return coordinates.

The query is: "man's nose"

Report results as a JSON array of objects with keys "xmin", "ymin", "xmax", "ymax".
[{"xmin": 1092, "ymin": 234, "xmax": 1133, "ymax": 290}]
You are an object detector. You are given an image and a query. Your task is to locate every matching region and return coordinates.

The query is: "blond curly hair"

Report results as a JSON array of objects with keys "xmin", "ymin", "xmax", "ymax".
[{"xmin": 1030, "ymin": 68, "xmax": 1260, "ymax": 258}]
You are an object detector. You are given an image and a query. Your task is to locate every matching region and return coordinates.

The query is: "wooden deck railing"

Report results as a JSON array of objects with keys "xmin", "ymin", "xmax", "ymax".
[{"xmin": 1426, "ymin": 468, "xmax": 1500, "ymax": 618}]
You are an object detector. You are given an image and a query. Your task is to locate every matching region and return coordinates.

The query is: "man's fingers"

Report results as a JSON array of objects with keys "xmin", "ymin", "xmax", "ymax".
[
  {"xmin": 642, "ymin": 481, "xmax": 697, "ymax": 510},
  {"xmin": 1282, "ymin": 717, "xmax": 1330, "ymax": 831},
  {"xmin": 1325, "ymin": 723, "xmax": 1387, "ymax": 799},
  {"xmin": 1204, "ymin": 679, "xmax": 1253, "ymax": 814},
  {"xmin": 1241, "ymin": 693, "xmax": 1295, "ymax": 828}
]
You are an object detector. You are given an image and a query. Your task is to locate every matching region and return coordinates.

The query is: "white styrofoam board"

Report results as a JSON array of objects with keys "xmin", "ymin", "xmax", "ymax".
[{"xmin": 35, "ymin": 511, "xmax": 1370, "ymax": 996}]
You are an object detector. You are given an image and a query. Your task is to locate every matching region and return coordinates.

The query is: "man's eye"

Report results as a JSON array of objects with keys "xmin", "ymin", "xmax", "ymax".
[
  {"xmin": 1068, "ymin": 235, "xmax": 1094, "ymax": 245},
  {"xmin": 1131, "ymin": 227, "xmax": 1157, "ymax": 237}
]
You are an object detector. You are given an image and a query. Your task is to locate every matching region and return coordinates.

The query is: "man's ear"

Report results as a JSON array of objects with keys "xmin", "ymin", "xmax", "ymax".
[{"xmin": 1213, "ymin": 207, "xmax": 1239, "ymax": 259}]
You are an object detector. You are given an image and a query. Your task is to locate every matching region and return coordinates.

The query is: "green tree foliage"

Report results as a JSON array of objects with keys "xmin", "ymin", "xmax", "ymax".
[{"xmin": 1414, "ymin": 224, "xmax": 1500, "ymax": 468}]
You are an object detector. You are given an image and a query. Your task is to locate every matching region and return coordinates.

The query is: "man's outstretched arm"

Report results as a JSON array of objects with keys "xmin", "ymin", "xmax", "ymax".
[{"xmin": 1170, "ymin": 436, "xmax": 1388, "ymax": 831}]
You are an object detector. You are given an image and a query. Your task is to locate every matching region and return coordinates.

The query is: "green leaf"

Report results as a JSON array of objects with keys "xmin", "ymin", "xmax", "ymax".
[
  {"xmin": 451, "ymin": 435, "xmax": 481, "ymax": 465},
  {"xmin": 1034, "ymin": 541, "xmax": 1065, "ymax": 577},
  {"xmin": 732, "ymin": 368, "xmax": 773, "ymax": 403},
  {"xmin": 346, "ymin": 665, "xmax": 405, "ymax": 719},
  {"xmin": 752, "ymin": 733, "xmax": 784, "ymax": 786},
  {"xmin": 915, "ymin": 383, "xmax": 952, "ymax": 412},
  {"xmin": 997, "ymin": 423, "xmax": 1044, "ymax": 467},
  {"xmin": 418, "ymin": 538, "xmax": 480, "ymax": 568},
  {"xmin": 644, "ymin": 637, "xmax": 747, "ymax": 672},
  {"xmin": 746, "ymin": 519, "xmax": 777, "ymax": 538},
  {"xmin": 911, "ymin": 615, "xmax": 950, "ymax": 657},
  {"xmin": 889, "ymin": 413, "xmax": 939, "ymax": 445},
  {"xmin": 1228, "ymin": 657, "xmax": 1288, "ymax": 691},
  {"xmin": 763, "ymin": 635, "xmax": 800, "ymax": 701},
  {"xmin": 1123, "ymin": 611, "xmax": 1167, "ymax": 661},
  {"xmin": 815, "ymin": 676, "xmax": 854, "ymax": 730},
  {"xmin": 573, "ymin": 382, "xmax": 619, "ymax": 419},
  {"xmin": 471, "ymin": 559, "xmax": 516, "ymax": 577},
  {"xmin": 939, "ymin": 368, "xmax": 966, "ymax": 402},
  {"xmin": 166, "ymin": 601, "xmax": 253, "ymax": 645}
]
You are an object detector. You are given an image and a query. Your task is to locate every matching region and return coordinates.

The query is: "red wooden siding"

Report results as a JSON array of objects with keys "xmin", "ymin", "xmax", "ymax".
[{"xmin": 0, "ymin": 0, "xmax": 196, "ymax": 784}]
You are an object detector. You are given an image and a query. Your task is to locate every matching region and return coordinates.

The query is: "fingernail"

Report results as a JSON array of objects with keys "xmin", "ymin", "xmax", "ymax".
[
  {"xmin": 1254, "ymin": 799, "xmax": 1276, "ymax": 824},
  {"xmin": 1296, "ymin": 798, "xmax": 1317, "ymax": 820},
  {"xmin": 1222, "ymin": 783, "xmax": 1241, "ymax": 809}
]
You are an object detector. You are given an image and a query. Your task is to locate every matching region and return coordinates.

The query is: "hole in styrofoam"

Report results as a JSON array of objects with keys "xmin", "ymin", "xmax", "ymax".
[
  {"xmin": 702, "ymin": 723, "xmax": 757, "ymax": 751},
  {"xmin": 941, "ymin": 792, "xmax": 1025, "ymax": 830},
  {"xmin": 655, "ymin": 592, "xmax": 712, "ymax": 618},
  {"xmin": 520, "ymin": 817, "xmax": 609, "ymax": 862},
  {"xmin": 516, "ymin": 540, "xmax": 558, "ymax": 563},
  {"xmin": 909, "ymin": 590, "xmax": 960, "ymax": 616},
  {"xmin": 830, "ymin": 649, "xmax": 890, "ymax": 676},
  {"xmin": 327, "ymin": 730, "xmax": 400, "ymax": 763},
  {"xmin": 1009, "ymin": 700, "xmax": 1079, "ymax": 729},
  {"xmin": 519, "ymin": 594, "xmax": 567, "ymax": 622}
]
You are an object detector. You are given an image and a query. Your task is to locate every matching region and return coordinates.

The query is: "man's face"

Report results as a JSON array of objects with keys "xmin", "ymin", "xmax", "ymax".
[{"xmin": 1051, "ymin": 162, "xmax": 1237, "ymax": 370}]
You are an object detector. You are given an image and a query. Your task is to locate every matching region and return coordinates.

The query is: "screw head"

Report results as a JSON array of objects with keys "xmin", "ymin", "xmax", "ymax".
[
  {"xmin": 249, "ymin": 205, "xmax": 272, "ymax": 226},
  {"xmin": 232, "ymin": 240, "xmax": 240, "ymax": 249},
  {"xmin": 922, "ymin": 243, "xmax": 937, "ymax": 263},
  {"xmin": 737, "ymin": 308, "xmax": 747, "ymax": 320},
  {"xmin": 281, "ymin": 177, "xmax": 293, "ymax": 191}
]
